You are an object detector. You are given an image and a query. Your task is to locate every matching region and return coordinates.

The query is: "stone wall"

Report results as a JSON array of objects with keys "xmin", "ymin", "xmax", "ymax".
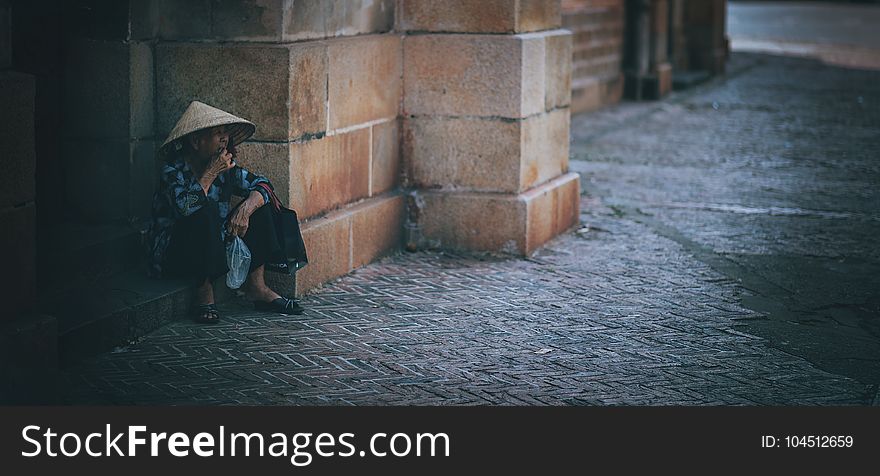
[
  {"xmin": 0, "ymin": 0, "xmax": 36, "ymax": 321},
  {"xmin": 150, "ymin": 0, "xmax": 403, "ymax": 296},
  {"xmin": 562, "ymin": 0, "xmax": 625, "ymax": 113},
  {"xmin": 0, "ymin": 0, "xmax": 57, "ymax": 403}
]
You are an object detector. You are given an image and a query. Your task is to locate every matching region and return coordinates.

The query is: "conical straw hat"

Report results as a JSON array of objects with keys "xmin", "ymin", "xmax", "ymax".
[{"xmin": 160, "ymin": 101, "xmax": 256, "ymax": 154}]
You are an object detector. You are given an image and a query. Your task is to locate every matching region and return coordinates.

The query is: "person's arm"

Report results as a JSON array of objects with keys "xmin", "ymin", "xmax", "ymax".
[
  {"xmin": 226, "ymin": 164, "xmax": 273, "ymax": 237},
  {"xmin": 229, "ymin": 164, "xmax": 272, "ymax": 206}
]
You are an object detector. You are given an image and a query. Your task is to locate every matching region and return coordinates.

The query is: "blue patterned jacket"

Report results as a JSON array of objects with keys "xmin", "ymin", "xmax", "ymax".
[{"xmin": 147, "ymin": 155, "xmax": 272, "ymax": 277}]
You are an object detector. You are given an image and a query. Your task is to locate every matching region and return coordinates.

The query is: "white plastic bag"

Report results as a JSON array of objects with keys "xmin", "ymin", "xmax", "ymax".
[{"xmin": 226, "ymin": 236, "xmax": 251, "ymax": 289}]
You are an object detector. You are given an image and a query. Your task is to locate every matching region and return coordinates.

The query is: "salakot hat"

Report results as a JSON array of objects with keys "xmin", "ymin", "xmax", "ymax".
[{"xmin": 160, "ymin": 100, "xmax": 256, "ymax": 154}]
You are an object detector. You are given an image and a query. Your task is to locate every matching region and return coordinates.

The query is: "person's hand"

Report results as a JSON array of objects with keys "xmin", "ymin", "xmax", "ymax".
[
  {"xmin": 227, "ymin": 204, "xmax": 250, "ymax": 238},
  {"xmin": 205, "ymin": 147, "xmax": 235, "ymax": 177}
]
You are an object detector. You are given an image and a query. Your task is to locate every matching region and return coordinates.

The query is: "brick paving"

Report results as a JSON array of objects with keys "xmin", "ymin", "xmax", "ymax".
[{"xmin": 60, "ymin": 52, "xmax": 879, "ymax": 405}]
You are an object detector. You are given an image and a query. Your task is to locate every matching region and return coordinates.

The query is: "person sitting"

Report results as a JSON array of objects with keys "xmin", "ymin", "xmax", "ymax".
[{"xmin": 147, "ymin": 101, "xmax": 303, "ymax": 323}]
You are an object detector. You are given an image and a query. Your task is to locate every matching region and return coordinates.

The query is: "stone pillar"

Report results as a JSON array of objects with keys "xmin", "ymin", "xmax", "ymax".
[
  {"xmin": 155, "ymin": 0, "xmax": 404, "ymax": 296},
  {"xmin": 624, "ymin": 0, "xmax": 671, "ymax": 100},
  {"xmin": 0, "ymin": 0, "xmax": 57, "ymax": 404},
  {"xmin": 684, "ymin": 0, "xmax": 726, "ymax": 75},
  {"xmin": 399, "ymin": 0, "xmax": 580, "ymax": 255}
]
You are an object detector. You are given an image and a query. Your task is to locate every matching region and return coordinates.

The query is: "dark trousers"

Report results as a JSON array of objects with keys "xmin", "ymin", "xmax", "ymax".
[{"xmin": 163, "ymin": 201, "xmax": 283, "ymax": 283}]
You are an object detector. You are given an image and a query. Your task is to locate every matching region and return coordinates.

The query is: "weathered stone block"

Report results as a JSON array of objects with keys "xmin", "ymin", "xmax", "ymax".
[
  {"xmin": 398, "ymin": 0, "xmax": 562, "ymax": 33},
  {"xmin": 418, "ymin": 190, "xmax": 527, "ymax": 253},
  {"xmin": 293, "ymin": 193, "xmax": 403, "ymax": 295},
  {"xmin": 544, "ymin": 29, "xmax": 572, "ymax": 110},
  {"xmin": 290, "ymin": 42, "xmax": 329, "ymax": 138},
  {"xmin": 212, "ymin": 0, "xmax": 285, "ymax": 41},
  {"xmin": 327, "ymin": 35, "xmax": 401, "ymax": 130},
  {"xmin": 403, "ymin": 116, "xmax": 521, "ymax": 192},
  {"xmin": 417, "ymin": 172, "xmax": 579, "ymax": 254},
  {"xmin": 399, "ymin": 0, "xmax": 514, "ymax": 33},
  {"xmin": 524, "ymin": 172, "xmax": 579, "ymax": 252},
  {"xmin": 0, "ymin": 205, "xmax": 36, "ymax": 317},
  {"xmin": 399, "ymin": 0, "xmax": 558, "ymax": 33},
  {"xmin": 62, "ymin": 39, "xmax": 154, "ymax": 140},
  {"xmin": 236, "ymin": 128, "xmax": 378, "ymax": 220},
  {"xmin": 295, "ymin": 206, "xmax": 352, "ymax": 295},
  {"xmin": 404, "ymin": 31, "xmax": 568, "ymax": 118},
  {"xmin": 404, "ymin": 34, "xmax": 525, "ymax": 118},
  {"xmin": 351, "ymin": 194, "xmax": 403, "ymax": 268},
  {"xmin": 0, "ymin": 72, "xmax": 36, "ymax": 209},
  {"xmin": 234, "ymin": 141, "xmax": 292, "ymax": 207},
  {"xmin": 371, "ymin": 119, "xmax": 400, "ymax": 196},
  {"xmin": 518, "ymin": 0, "xmax": 562, "ymax": 32},
  {"xmin": 284, "ymin": 0, "xmax": 395, "ymax": 41},
  {"xmin": 330, "ymin": 0, "xmax": 395, "ymax": 36},
  {"xmin": 521, "ymin": 108, "xmax": 569, "ymax": 191},
  {"xmin": 290, "ymin": 128, "xmax": 371, "ymax": 219},
  {"xmin": 403, "ymin": 109, "xmax": 569, "ymax": 193},
  {"xmin": 157, "ymin": 42, "xmax": 327, "ymax": 141},
  {"xmin": 283, "ymin": 0, "xmax": 325, "ymax": 41}
]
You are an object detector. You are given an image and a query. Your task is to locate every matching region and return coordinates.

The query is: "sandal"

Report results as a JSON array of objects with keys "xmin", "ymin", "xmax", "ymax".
[
  {"xmin": 192, "ymin": 303, "xmax": 220, "ymax": 324},
  {"xmin": 253, "ymin": 297, "xmax": 303, "ymax": 315}
]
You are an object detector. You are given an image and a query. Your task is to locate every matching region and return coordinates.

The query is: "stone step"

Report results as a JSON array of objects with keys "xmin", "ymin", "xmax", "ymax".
[{"xmin": 40, "ymin": 265, "xmax": 268, "ymax": 366}]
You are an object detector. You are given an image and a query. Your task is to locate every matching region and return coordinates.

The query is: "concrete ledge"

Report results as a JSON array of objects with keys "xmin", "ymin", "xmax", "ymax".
[{"xmin": 415, "ymin": 172, "xmax": 580, "ymax": 254}]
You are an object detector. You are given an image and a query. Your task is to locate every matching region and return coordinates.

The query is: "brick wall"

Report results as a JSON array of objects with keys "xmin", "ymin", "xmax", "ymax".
[{"xmin": 562, "ymin": 0, "xmax": 625, "ymax": 113}]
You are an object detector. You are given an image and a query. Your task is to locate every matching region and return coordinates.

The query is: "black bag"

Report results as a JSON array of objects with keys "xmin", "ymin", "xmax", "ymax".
[{"xmin": 256, "ymin": 183, "xmax": 308, "ymax": 275}]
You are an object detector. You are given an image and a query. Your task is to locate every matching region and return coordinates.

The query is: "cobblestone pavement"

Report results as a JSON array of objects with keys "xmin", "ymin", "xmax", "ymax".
[{"xmin": 60, "ymin": 52, "xmax": 880, "ymax": 405}]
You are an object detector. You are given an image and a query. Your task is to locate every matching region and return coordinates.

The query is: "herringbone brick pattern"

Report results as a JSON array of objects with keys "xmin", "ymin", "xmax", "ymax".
[
  {"xmin": 60, "ymin": 209, "xmax": 869, "ymax": 405},
  {"xmin": 59, "ymin": 52, "xmax": 876, "ymax": 406}
]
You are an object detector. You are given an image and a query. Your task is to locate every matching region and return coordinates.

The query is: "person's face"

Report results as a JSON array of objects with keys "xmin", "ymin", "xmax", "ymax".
[{"xmin": 188, "ymin": 125, "xmax": 229, "ymax": 161}]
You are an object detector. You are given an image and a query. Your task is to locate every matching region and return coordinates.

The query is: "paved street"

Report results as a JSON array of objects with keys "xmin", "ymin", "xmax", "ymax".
[
  {"xmin": 728, "ymin": 1, "xmax": 880, "ymax": 70},
  {"xmin": 59, "ymin": 46, "xmax": 880, "ymax": 405}
]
